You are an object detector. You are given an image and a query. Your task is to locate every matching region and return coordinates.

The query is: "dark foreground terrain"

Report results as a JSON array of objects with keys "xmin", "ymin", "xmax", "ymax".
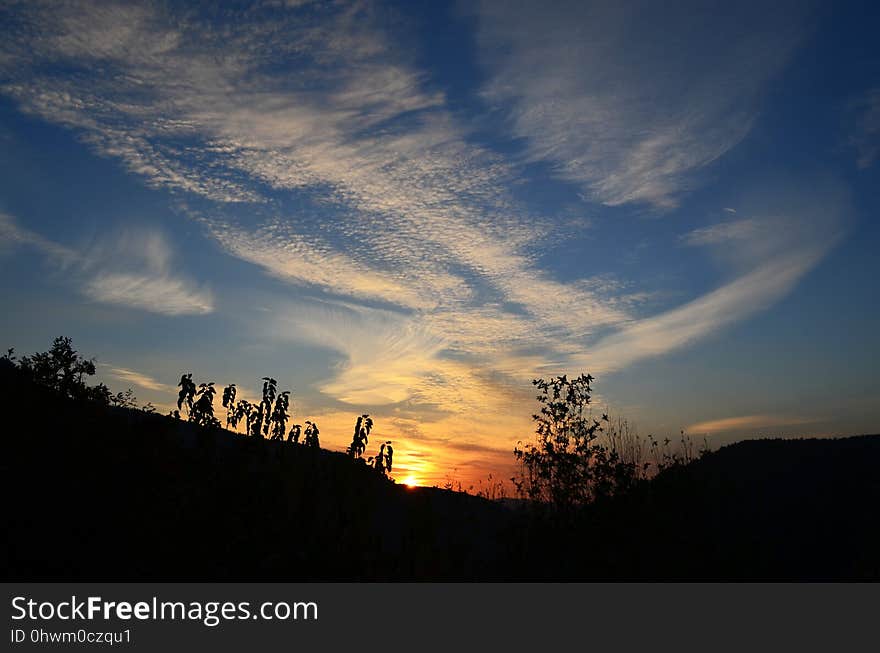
[{"xmin": 2, "ymin": 364, "xmax": 878, "ymax": 580}]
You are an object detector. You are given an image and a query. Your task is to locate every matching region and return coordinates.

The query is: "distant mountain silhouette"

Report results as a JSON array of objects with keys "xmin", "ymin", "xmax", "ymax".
[
  {"xmin": 2, "ymin": 360, "xmax": 877, "ymax": 580},
  {"xmin": 556, "ymin": 435, "xmax": 880, "ymax": 580}
]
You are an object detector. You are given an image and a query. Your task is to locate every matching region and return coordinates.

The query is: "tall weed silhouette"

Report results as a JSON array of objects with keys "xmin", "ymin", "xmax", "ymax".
[
  {"xmin": 269, "ymin": 390, "xmax": 291, "ymax": 440},
  {"xmin": 190, "ymin": 382, "xmax": 220, "ymax": 428},
  {"xmin": 177, "ymin": 373, "xmax": 196, "ymax": 417},
  {"xmin": 368, "ymin": 441, "xmax": 393, "ymax": 475},
  {"xmin": 348, "ymin": 414, "xmax": 372, "ymax": 459},
  {"xmin": 222, "ymin": 383, "xmax": 237, "ymax": 428},
  {"xmin": 303, "ymin": 420, "xmax": 320, "ymax": 448}
]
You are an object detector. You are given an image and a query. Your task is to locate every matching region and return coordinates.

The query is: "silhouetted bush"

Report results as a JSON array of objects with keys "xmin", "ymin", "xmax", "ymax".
[
  {"xmin": 7, "ymin": 336, "xmax": 112, "ymax": 404},
  {"xmin": 514, "ymin": 374, "xmax": 641, "ymax": 512}
]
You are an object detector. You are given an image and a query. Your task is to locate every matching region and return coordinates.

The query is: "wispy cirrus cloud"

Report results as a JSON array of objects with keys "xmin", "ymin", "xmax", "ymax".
[
  {"xmin": 850, "ymin": 88, "xmax": 880, "ymax": 168},
  {"xmin": 681, "ymin": 219, "xmax": 761, "ymax": 247},
  {"xmin": 0, "ymin": 211, "xmax": 79, "ymax": 265},
  {"xmin": 104, "ymin": 365, "xmax": 174, "ymax": 393},
  {"xmin": 584, "ymin": 247, "xmax": 823, "ymax": 372},
  {"xmin": 0, "ymin": 1, "xmax": 852, "ymax": 484},
  {"xmin": 0, "ymin": 0, "xmax": 623, "ymax": 331},
  {"xmin": 0, "ymin": 212, "xmax": 213, "ymax": 316},
  {"xmin": 0, "ymin": 1, "xmax": 635, "ymax": 400},
  {"xmin": 688, "ymin": 414, "xmax": 814, "ymax": 435},
  {"xmin": 472, "ymin": 0, "xmax": 811, "ymax": 208},
  {"xmin": 78, "ymin": 226, "xmax": 214, "ymax": 315},
  {"xmin": 583, "ymin": 179, "xmax": 851, "ymax": 372},
  {"xmin": 83, "ymin": 273, "xmax": 213, "ymax": 316}
]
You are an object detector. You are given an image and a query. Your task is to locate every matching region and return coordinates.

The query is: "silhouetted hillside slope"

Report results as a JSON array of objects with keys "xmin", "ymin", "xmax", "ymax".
[
  {"xmin": 1, "ymin": 363, "xmax": 511, "ymax": 580},
  {"xmin": 2, "ymin": 362, "xmax": 878, "ymax": 580},
  {"xmin": 576, "ymin": 435, "xmax": 880, "ymax": 580}
]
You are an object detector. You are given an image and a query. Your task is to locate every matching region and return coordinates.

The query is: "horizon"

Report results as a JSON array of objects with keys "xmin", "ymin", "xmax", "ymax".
[{"xmin": 1, "ymin": 0, "xmax": 878, "ymax": 487}]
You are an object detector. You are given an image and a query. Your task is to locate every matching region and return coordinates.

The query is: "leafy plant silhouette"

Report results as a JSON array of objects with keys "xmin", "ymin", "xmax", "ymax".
[
  {"xmin": 177, "ymin": 373, "xmax": 196, "ymax": 417},
  {"xmin": 368, "ymin": 441, "xmax": 393, "ymax": 475},
  {"xmin": 253, "ymin": 377, "xmax": 277, "ymax": 438},
  {"xmin": 221, "ymin": 383, "xmax": 237, "ymax": 428},
  {"xmin": 288, "ymin": 423, "xmax": 302, "ymax": 444},
  {"xmin": 513, "ymin": 374, "xmax": 638, "ymax": 511},
  {"xmin": 348, "ymin": 414, "xmax": 373, "ymax": 459},
  {"xmin": 229, "ymin": 398, "xmax": 259, "ymax": 436},
  {"xmin": 190, "ymin": 382, "xmax": 220, "ymax": 428},
  {"xmin": 269, "ymin": 390, "xmax": 291, "ymax": 440},
  {"xmin": 7, "ymin": 338, "xmax": 397, "ymax": 476},
  {"xmin": 303, "ymin": 420, "xmax": 320, "ymax": 448},
  {"xmin": 110, "ymin": 387, "xmax": 139, "ymax": 409}
]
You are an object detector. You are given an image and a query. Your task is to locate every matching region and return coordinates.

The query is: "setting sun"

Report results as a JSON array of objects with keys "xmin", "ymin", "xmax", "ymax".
[{"xmin": 402, "ymin": 476, "xmax": 419, "ymax": 488}]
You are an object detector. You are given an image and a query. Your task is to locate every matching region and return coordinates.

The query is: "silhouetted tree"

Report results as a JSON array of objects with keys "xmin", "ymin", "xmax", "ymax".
[{"xmin": 15, "ymin": 336, "xmax": 111, "ymax": 403}]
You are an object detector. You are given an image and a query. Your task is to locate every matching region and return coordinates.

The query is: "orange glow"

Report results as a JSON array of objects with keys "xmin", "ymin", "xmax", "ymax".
[{"xmin": 402, "ymin": 475, "xmax": 419, "ymax": 487}]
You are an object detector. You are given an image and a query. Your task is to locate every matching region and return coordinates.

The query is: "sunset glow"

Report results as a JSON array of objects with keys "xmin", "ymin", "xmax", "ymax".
[{"xmin": 0, "ymin": 0, "xmax": 878, "ymax": 490}]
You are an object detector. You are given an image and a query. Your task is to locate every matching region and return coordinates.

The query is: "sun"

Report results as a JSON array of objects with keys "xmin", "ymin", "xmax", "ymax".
[{"xmin": 402, "ymin": 475, "xmax": 419, "ymax": 488}]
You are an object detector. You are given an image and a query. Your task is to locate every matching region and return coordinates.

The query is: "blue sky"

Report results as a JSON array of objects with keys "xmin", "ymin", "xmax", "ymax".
[{"xmin": 1, "ymin": 0, "xmax": 878, "ymax": 485}]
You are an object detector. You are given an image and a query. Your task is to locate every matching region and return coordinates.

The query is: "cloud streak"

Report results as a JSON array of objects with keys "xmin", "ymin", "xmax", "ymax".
[
  {"xmin": 850, "ymin": 88, "xmax": 880, "ymax": 169},
  {"xmin": 0, "ymin": 1, "xmax": 852, "ymax": 484},
  {"xmin": 104, "ymin": 365, "xmax": 174, "ymax": 392},
  {"xmin": 473, "ymin": 0, "xmax": 810, "ymax": 208},
  {"xmin": 0, "ymin": 2, "xmax": 641, "ymax": 395},
  {"xmin": 688, "ymin": 414, "xmax": 814, "ymax": 435},
  {"xmin": 583, "ymin": 179, "xmax": 850, "ymax": 372},
  {"xmin": 83, "ymin": 273, "xmax": 212, "ymax": 316},
  {"xmin": 0, "ymin": 212, "xmax": 213, "ymax": 316}
]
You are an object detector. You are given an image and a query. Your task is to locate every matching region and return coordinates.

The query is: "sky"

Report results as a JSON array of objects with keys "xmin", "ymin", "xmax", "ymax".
[{"xmin": 1, "ymin": 0, "xmax": 878, "ymax": 488}]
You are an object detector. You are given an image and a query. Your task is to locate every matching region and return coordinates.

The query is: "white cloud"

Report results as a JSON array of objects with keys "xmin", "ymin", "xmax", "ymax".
[
  {"xmin": 582, "ymin": 180, "xmax": 850, "ymax": 372},
  {"xmin": 84, "ymin": 272, "xmax": 213, "ymax": 316},
  {"xmin": 0, "ymin": 211, "xmax": 79, "ymax": 265},
  {"xmin": 105, "ymin": 365, "xmax": 174, "ymax": 392},
  {"xmin": 681, "ymin": 219, "xmax": 760, "ymax": 247},
  {"xmin": 78, "ymin": 225, "xmax": 215, "ymax": 315},
  {"xmin": 0, "ymin": 212, "xmax": 213, "ymax": 316},
  {"xmin": 473, "ymin": 0, "xmax": 809, "ymax": 208},
  {"xmin": 687, "ymin": 414, "xmax": 814, "ymax": 435},
  {"xmin": 584, "ymin": 248, "xmax": 823, "ymax": 372},
  {"xmin": 0, "ymin": 0, "xmax": 848, "ymax": 454},
  {"xmin": 0, "ymin": 0, "xmax": 625, "ymax": 342}
]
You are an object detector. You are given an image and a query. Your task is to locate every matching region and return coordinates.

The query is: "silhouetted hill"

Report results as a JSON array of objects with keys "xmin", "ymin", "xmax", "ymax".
[
  {"xmin": 567, "ymin": 434, "xmax": 880, "ymax": 580},
  {"xmin": 1, "ymin": 362, "xmax": 511, "ymax": 580},
  {"xmin": 2, "ymin": 362, "xmax": 878, "ymax": 580}
]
